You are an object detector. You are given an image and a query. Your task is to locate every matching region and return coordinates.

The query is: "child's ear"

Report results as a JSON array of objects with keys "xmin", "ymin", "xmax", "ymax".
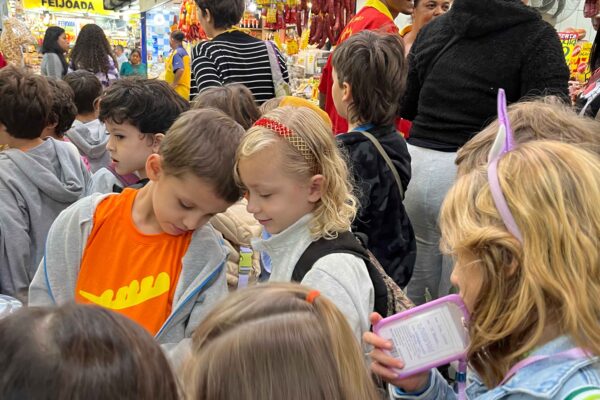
[
  {"xmin": 342, "ymin": 82, "xmax": 352, "ymax": 103},
  {"xmin": 307, "ymin": 174, "xmax": 325, "ymax": 203},
  {"xmin": 146, "ymin": 153, "xmax": 163, "ymax": 182},
  {"xmin": 93, "ymin": 98, "xmax": 101, "ymax": 113},
  {"xmin": 151, "ymin": 133, "xmax": 165, "ymax": 153},
  {"xmin": 204, "ymin": 8, "xmax": 214, "ymax": 24}
]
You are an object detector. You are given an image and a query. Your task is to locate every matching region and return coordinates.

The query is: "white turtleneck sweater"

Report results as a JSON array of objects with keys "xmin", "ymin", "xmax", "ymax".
[{"xmin": 252, "ymin": 214, "xmax": 374, "ymax": 343}]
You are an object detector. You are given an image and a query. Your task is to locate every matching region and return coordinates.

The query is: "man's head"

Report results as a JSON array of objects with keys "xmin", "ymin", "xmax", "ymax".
[
  {"xmin": 64, "ymin": 70, "xmax": 103, "ymax": 117},
  {"xmin": 99, "ymin": 78, "xmax": 189, "ymax": 177},
  {"xmin": 145, "ymin": 108, "xmax": 245, "ymax": 235},
  {"xmin": 115, "ymin": 45, "xmax": 124, "ymax": 56},
  {"xmin": 0, "ymin": 66, "xmax": 51, "ymax": 144},
  {"xmin": 383, "ymin": 0, "xmax": 414, "ymax": 18},
  {"xmin": 331, "ymin": 30, "xmax": 407, "ymax": 127},
  {"xmin": 169, "ymin": 31, "xmax": 185, "ymax": 50}
]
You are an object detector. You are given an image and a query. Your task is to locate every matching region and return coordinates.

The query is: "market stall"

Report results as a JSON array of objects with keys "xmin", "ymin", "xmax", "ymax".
[{"xmin": 1, "ymin": 0, "xmax": 140, "ymax": 73}]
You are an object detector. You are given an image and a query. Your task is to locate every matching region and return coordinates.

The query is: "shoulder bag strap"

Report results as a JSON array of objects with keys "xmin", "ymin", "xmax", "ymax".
[
  {"xmin": 359, "ymin": 130, "xmax": 405, "ymax": 201},
  {"xmin": 265, "ymin": 41, "xmax": 283, "ymax": 83},
  {"xmin": 291, "ymin": 232, "xmax": 368, "ymax": 282}
]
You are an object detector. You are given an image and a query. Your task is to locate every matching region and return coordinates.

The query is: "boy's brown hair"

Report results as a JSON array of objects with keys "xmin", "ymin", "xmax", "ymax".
[
  {"xmin": 331, "ymin": 30, "xmax": 407, "ymax": 127},
  {"xmin": 192, "ymin": 84, "xmax": 261, "ymax": 130},
  {"xmin": 0, "ymin": 66, "xmax": 51, "ymax": 139},
  {"xmin": 160, "ymin": 108, "xmax": 245, "ymax": 203},
  {"xmin": 63, "ymin": 70, "xmax": 103, "ymax": 115},
  {"xmin": 46, "ymin": 78, "xmax": 78, "ymax": 138}
]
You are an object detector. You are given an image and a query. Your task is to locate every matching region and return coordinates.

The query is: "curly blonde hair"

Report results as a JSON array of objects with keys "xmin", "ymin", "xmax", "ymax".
[
  {"xmin": 235, "ymin": 106, "xmax": 357, "ymax": 239},
  {"xmin": 440, "ymin": 140, "xmax": 600, "ymax": 388}
]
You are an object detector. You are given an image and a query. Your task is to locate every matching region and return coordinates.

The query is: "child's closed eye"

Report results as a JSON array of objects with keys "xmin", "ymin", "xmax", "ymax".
[{"xmin": 179, "ymin": 200, "xmax": 193, "ymax": 210}]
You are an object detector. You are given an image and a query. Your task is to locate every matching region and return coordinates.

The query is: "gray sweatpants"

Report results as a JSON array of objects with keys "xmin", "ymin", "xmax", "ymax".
[{"xmin": 404, "ymin": 144, "xmax": 457, "ymax": 305}]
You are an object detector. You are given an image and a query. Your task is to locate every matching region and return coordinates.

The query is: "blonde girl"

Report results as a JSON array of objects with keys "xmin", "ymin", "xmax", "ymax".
[
  {"xmin": 183, "ymin": 283, "xmax": 380, "ymax": 400},
  {"xmin": 235, "ymin": 106, "xmax": 374, "ymax": 341},
  {"xmin": 366, "ymin": 139, "xmax": 600, "ymax": 398}
]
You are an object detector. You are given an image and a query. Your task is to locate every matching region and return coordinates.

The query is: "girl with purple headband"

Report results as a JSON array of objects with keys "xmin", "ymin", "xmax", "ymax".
[{"xmin": 366, "ymin": 90, "xmax": 600, "ymax": 399}]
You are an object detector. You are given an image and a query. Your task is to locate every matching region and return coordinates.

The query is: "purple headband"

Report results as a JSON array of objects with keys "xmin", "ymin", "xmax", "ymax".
[{"xmin": 487, "ymin": 89, "xmax": 523, "ymax": 243}]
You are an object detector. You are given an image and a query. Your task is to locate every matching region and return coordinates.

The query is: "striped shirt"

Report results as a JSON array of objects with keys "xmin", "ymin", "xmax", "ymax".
[{"xmin": 190, "ymin": 31, "xmax": 289, "ymax": 104}]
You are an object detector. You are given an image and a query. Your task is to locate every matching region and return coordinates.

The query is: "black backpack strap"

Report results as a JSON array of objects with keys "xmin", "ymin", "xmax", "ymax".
[
  {"xmin": 292, "ymin": 231, "xmax": 390, "ymax": 317},
  {"xmin": 292, "ymin": 232, "xmax": 368, "ymax": 282}
]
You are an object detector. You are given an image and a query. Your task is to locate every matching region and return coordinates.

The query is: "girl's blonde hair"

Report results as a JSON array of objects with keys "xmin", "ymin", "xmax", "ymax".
[
  {"xmin": 235, "ymin": 106, "xmax": 357, "ymax": 239},
  {"xmin": 456, "ymin": 98, "xmax": 600, "ymax": 176},
  {"xmin": 183, "ymin": 283, "xmax": 379, "ymax": 400},
  {"xmin": 441, "ymin": 140, "xmax": 600, "ymax": 388}
]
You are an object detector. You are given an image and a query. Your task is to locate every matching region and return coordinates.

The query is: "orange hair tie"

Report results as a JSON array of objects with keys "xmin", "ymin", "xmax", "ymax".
[{"xmin": 306, "ymin": 290, "xmax": 320, "ymax": 304}]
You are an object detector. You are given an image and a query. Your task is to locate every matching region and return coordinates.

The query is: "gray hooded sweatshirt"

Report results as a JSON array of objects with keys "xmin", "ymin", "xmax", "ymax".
[
  {"xmin": 65, "ymin": 119, "xmax": 111, "ymax": 173},
  {"xmin": 29, "ymin": 192, "xmax": 229, "ymax": 367},
  {"xmin": 0, "ymin": 138, "xmax": 90, "ymax": 302}
]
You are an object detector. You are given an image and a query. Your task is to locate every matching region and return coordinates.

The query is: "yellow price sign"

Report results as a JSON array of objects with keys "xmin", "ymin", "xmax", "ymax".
[{"xmin": 23, "ymin": 0, "xmax": 110, "ymax": 15}]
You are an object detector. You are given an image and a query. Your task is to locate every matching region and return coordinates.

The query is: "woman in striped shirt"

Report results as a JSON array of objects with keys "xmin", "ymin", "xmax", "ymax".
[{"xmin": 191, "ymin": 0, "xmax": 289, "ymax": 104}]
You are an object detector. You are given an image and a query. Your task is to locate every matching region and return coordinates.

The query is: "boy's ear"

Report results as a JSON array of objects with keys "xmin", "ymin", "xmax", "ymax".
[
  {"xmin": 342, "ymin": 82, "xmax": 352, "ymax": 103},
  {"xmin": 307, "ymin": 174, "xmax": 325, "ymax": 203},
  {"xmin": 146, "ymin": 153, "xmax": 163, "ymax": 182},
  {"xmin": 151, "ymin": 133, "xmax": 165, "ymax": 153}
]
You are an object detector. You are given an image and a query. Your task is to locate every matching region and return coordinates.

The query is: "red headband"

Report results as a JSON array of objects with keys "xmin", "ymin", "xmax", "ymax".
[
  {"xmin": 253, "ymin": 117, "xmax": 294, "ymax": 137},
  {"xmin": 253, "ymin": 117, "xmax": 318, "ymax": 173}
]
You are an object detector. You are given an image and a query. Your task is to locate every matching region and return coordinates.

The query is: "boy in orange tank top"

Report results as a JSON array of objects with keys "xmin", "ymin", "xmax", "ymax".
[{"xmin": 29, "ymin": 109, "xmax": 245, "ymax": 366}]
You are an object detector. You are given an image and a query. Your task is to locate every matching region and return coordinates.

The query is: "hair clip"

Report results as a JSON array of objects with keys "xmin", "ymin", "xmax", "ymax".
[
  {"xmin": 487, "ymin": 89, "xmax": 523, "ymax": 243},
  {"xmin": 306, "ymin": 290, "xmax": 320, "ymax": 304}
]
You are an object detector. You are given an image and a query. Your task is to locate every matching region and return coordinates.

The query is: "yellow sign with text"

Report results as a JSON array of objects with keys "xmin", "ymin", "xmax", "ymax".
[{"xmin": 23, "ymin": 0, "xmax": 111, "ymax": 15}]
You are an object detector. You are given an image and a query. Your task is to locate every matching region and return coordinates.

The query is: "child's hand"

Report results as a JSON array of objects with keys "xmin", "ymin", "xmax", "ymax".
[{"xmin": 364, "ymin": 312, "xmax": 431, "ymax": 393}]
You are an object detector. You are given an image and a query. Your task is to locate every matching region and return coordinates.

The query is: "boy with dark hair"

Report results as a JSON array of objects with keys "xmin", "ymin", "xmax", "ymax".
[
  {"xmin": 89, "ymin": 78, "xmax": 189, "ymax": 194},
  {"xmin": 63, "ymin": 70, "xmax": 110, "ymax": 173},
  {"xmin": 318, "ymin": 0, "xmax": 413, "ymax": 134},
  {"xmin": 30, "ymin": 108, "xmax": 244, "ymax": 364},
  {"xmin": 332, "ymin": 31, "xmax": 416, "ymax": 288},
  {"xmin": 0, "ymin": 66, "xmax": 90, "ymax": 302},
  {"xmin": 41, "ymin": 78, "xmax": 78, "ymax": 140}
]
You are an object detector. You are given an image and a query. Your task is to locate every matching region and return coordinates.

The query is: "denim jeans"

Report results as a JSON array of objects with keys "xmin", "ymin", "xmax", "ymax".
[{"xmin": 404, "ymin": 144, "xmax": 457, "ymax": 305}]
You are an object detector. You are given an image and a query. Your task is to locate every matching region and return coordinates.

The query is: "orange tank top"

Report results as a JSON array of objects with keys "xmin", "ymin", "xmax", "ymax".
[{"xmin": 75, "ymin": 189, "xmax": 193, "ymax": 335}]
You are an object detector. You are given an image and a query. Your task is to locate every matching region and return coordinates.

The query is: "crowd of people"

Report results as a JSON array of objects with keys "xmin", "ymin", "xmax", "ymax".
[{"xmin": 1, "ymin": 0, "xmax": 600, "ymax": 399}]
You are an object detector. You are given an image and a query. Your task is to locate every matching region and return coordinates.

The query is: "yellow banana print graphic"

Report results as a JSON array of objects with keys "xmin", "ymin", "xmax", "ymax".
[{"xmin": 79, "ymin": 272, "xmax": 171, "ymax": 310}]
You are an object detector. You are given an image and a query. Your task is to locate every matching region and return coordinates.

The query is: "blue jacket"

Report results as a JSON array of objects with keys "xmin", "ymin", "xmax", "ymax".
[{"xmin": 391, "ymin": 336, "xmax": 600, "ymax": 399}]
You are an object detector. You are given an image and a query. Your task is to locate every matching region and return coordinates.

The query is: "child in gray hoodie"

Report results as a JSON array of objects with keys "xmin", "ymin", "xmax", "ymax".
[
  {"xmin": 0, "ymin": 66, "xmax": 90, "ymax": 302},
  {"xmin": 63, "ymin": 70, "xmax": 110, "ymax": 173}
]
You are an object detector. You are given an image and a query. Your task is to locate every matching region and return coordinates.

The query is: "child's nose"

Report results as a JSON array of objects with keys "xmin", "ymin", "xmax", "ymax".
[
  {"xmin": 246, "ymin": 195, "xmax": 260, "ymax": 214},
  {"xmin": 106, "ymin": 136, "xmax": 115, "ymax": 152}
]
